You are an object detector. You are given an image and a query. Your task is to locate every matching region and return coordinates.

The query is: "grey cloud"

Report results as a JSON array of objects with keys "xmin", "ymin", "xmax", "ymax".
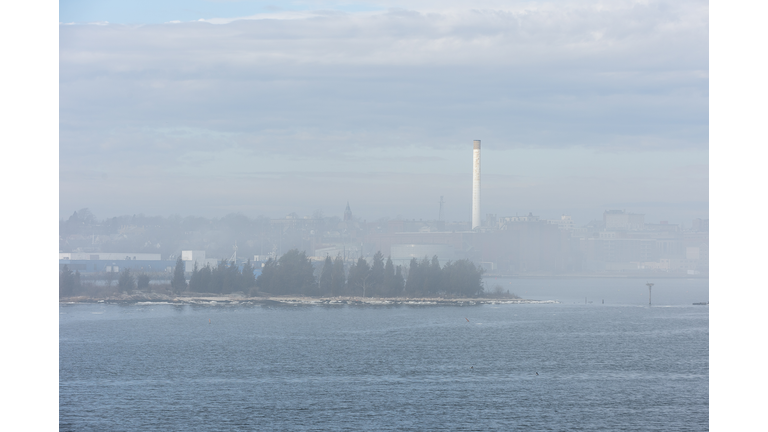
[{"xmin": 60, "ymin": 2, "xmax": 708, "ymax": 221}]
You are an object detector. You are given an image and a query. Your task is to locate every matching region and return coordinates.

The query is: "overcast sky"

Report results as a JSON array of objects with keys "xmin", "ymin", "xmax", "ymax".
[{"xmin": 59, "ymin": 0, "xmax": 708, "ymax": 225}]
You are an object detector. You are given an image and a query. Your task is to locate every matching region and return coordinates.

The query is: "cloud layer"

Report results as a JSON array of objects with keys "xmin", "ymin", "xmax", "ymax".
[{"xmin": 60, "ymin": 1, "xmax": 708, "ymax": 223}]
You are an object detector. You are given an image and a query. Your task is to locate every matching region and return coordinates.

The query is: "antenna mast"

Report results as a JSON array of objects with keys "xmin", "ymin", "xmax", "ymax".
[{"xmin": 439, "ymin": 196, "xmax": 445, "ymax": 221}]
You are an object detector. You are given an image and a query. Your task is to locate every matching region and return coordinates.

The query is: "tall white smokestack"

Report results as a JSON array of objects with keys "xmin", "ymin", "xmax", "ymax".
[{"xmin": 472, "ymin": 140, "xmax": 481, "ymax": 230}]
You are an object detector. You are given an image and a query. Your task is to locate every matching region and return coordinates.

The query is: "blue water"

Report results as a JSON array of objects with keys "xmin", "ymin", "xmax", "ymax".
[
  {"xmin": 60, "ymin": 280, "xmax": 708, "ymax": 431},
  {"xmin": 484, "ymin": 277, "xmax": 709, "ymax": 305}
]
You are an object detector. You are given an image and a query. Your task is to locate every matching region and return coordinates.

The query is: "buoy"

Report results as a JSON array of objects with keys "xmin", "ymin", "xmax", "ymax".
[
  {"xmin": 209, "ymin": 319, "xmax": 211, "ymax": 324},
  {"xmin": 465, "ymin": 318, "xmax": 470, "ymax": 322}
]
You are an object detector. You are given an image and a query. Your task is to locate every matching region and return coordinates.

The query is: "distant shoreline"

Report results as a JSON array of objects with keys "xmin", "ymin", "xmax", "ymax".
[
  {"xmin": 60, "ymin": 293, "xmax": 556, "ymax": 306},
  {"xmin": 483, "ymin": 274, "xmax": 709, "ymax": 279}
]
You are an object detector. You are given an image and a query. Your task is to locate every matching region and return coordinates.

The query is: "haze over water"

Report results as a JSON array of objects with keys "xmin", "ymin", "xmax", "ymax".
[
  {"xmin": 60, "ymin": 279, "xmax": 708, "ymax": 431},
  {"xmin": 487, "ymin": 277, "xmax": 709, "ymax": 305}
]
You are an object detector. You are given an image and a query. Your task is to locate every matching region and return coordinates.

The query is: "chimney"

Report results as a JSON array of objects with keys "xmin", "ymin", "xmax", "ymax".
[{"xmin": 472, "ymin": 140, "xmax": 481, "ymax": 230}]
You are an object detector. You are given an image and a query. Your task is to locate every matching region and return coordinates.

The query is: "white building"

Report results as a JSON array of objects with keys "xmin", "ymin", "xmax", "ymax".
[
  {"xmin": 603, "ymin": 210, "xmax": 645, "ymax": 230},
  {"xmin": 59, "ymin": 252, "xmax": 161, "ymax": 261},
  {"xmin": 181, "ymin": 250, "xmax": 219, "ymax": 272},
  {"xmin": 547, "ymin": 215, "xmax": 575, "ymax": 231}
]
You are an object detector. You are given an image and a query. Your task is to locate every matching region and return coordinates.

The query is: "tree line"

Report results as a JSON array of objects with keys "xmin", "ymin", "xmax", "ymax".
[
  {"xmin": 59, "ymin": 264, "xmax": 151, "ymax": 296},
  {"xmin": 255, "ymin": 249, "xmax": 484, "ymax": 297},
  {"xmin": 60, "ymin": 250, "xmax": 485, "ymax": 298},
  {"xmin": 185, "ymin": 258, "xmax": 257, "ymax": 294}
]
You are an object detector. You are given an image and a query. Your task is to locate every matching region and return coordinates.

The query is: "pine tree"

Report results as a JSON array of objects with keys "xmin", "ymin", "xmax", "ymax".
[
  {"xmin": 137, "ymin": 274, "xmax": 151, "ymax": 291},
  {"xmin": 442, "ymin": 259, "xmax": 484, "ymax": 297},
  {"xmin": 197, "ymin": 265, "xmax": 213, "ymax": 293},
  {"xmin": 255, "ymin": 250, "xmax": 317, "ymax": 295},
  {"xmin": 188, "ymin": 262, "xmax": 200, "ymax": 292},
  {"xmin": 383, "ymin": 256, "xmax": 395, "ymax": 297},
  {"xmin": 369, "ymin": 251, "xmax": 385, "ymax": 296},
  {"xmin": 242, "ymin": 259, "xmax": 257, "ymax": 291},
  {"xmin": 424, "ymin": 255, "xmax": 442, "ymax": 294},
  {"xmin": 59, "ymin": 265, "xmax": 75, "ymax": 297},
  {"xmin": 319, "ymin": 256, "xmax": 333, "ymax": 295},
  {"xmin": 256, "ymin": 257, "xmax": 276, "ymax": 294},
  {"xmin": 393, "ymin": 265, "xmax": 405, "ymax": 296},
  {"xmin": 171, "ymin": 257, "xmax": 187, "ymax": 294},
  {"xmin": 331, "ymin": 254, "xmax": 346, "ymax": 296},
  {"xmin": 404, "ymin": 258, "xmax": 420, "ymax": 296},
  {"xmin": 346, "ymin": 257, "xmax": 370, "ymax": 297},
  {"xmin": 118, "ymin": 268, "xmax": 136, "ymax": 293}
]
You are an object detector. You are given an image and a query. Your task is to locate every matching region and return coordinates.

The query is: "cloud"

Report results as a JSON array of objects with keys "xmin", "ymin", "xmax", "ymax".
[{"xmin": 59, "ymin": 1, "xmax": 708, "ymax": 221}]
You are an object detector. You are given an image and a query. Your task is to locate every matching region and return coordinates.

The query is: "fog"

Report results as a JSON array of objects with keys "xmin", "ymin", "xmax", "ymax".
[{"xmin": 60, "ymin": 0, "xmax": 708, "ymax": 225}]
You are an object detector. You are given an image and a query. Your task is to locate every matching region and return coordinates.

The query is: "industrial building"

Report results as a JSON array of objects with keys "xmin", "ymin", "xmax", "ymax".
[{"xmin": 58, "ymin": 252, "xmax": 175, "ymax": 274}]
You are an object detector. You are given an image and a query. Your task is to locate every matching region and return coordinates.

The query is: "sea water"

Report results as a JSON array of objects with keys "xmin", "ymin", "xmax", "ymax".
[{"xmin": 60, "ymin": 279, "xmax": 708, "ymax": 431}]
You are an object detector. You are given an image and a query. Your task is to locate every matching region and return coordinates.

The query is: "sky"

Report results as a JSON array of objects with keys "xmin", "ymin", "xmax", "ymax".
[{"xmin": 59, "ymin": 0, "xmax": 709, "ymax": 225}]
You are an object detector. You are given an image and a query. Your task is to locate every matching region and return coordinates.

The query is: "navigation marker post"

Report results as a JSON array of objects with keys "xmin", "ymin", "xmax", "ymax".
[{"xmin": 646, "ymin": 282, "xmax": 654, "ymax": 306}]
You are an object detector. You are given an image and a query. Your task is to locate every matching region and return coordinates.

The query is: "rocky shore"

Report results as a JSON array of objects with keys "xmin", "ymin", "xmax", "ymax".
[{"xmin": 60, "ymin": 293, "xmax": 557, "ymax": 306}]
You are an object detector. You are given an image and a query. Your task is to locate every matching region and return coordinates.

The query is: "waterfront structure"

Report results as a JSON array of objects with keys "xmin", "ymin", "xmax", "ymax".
[{"xmin": 59, "ymin": 252, "xmax": 161, "ymax": 261}]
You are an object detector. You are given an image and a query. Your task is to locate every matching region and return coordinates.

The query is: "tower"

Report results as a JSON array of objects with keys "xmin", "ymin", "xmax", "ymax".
[
  {"xmin": 343, "ymin": 202, "xmax": 352, "ymax": 222},
  {"xmin": 472, "ymin": 140, "xmax": 481, "ymax": 230}
]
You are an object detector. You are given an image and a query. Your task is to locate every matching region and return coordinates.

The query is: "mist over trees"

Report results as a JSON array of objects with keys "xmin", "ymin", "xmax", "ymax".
[
  {"xmin": 59, "ymin": 265, "xmax": 81, "ymax": 297},
  {"xmin": 188, "ymin": 259, "xmax": 258, "ymax": 294},
  {"xmin": 137, "ymin": 274, "xmax": 151, "ymax": 290},
  {"xmin": 59, "ymin": 208, "xmax": 338, "ymax": 261},
  {"xmin": 59, "ymin": 247, "xmax": 484, "ymax": 298},
  {"xmin": 171, "ymin": 257, "xmax": 187, "ymax": 294},
  {"xmin": 118, "ymin": 268, "xmax": 135, "ymax": 293},
  {"xmin": 256, "ymin": 250, "xmax": 317, "ymax": 295},
  {"xmin": 60, "ymin": 206, "xmax": 710, "ymax": 278},
  {"xmin": 405, "ymin": 256, "xmax": 484, "ymax": 297},
  {"xmin": 253, "ymin": 249, "xmax": 481, "ymax": 297}
]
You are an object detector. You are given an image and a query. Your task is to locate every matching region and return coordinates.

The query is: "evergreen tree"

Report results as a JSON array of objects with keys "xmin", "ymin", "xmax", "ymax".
[
  {"xmin": 383, "ymin": 256, "xmax": 395, "ymax": 296},
  {"xmin": 221, "ymin": 260, "xmax": 241, "ymax": 294},
  {"xmin": 369, "ymin": 251, "xmax": 385, "ymax": 296},
  {"xmin": 417, "ymin": 256, "xmax": 431, "ymax": 295},
  {"xmin": 241, "ymin": 259, "xmax": 257, "ymax": 291},
  {"xmin": 255, "ymin": 250, "xmax": 316, "ymax": 295},
  {"xmin": 210, "ymin": 260, "xmax": 227, "ymax": 294},
  {"xmin": 74, "ymin": 270, "xmax": 81, "ymax": 292},
  {"xmin": 118, "ymin": 268, "xmax": 136, "ymax": 293},
  {"xmin": 331, "ymin": 254, "xmax": 346, "ymax": 296},
  {"xmin": 137, "ymin": 274, "xmax": 151, "ymax": 291},
  {"xmin": 255, "ymin": 257, "xmax": 277, "ymax": 294},
  {"xmin": 188, "ymin": 262, "xmax": 200, "ymax": 292},
  {"xmin": 346, "ymin": 257, "xmax": 371, "ymax": 297},
  {"xmin": 193, "ymin": 264, "xmax": 213, "ymax": 293},
  {"xmin": 59, "ymin": 265, "xmax": 75, "ymax": 297},
  {"xmin": 404, "ymin": 258, "xmax": 421, "ymax": 296},
  {"xmin": 424, "ymin": 255, "xmax": 442, "ymax": 294},
  {"xmin": 171, "ymin": 257, "xmax": 187, "ymax": 294},
  {"xmin": 319, "ymin": 256, "xmax": 333, "ymax": 295},
  {"xmin": 441, "ymin": 259, "xmax": 484, "ymax": 297},
  {"xmin": 393, "ymin": 265, "xmax": 405, "ymax": 296}
]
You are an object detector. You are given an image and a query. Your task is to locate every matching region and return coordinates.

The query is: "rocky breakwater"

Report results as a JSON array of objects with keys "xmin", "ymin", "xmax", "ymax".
[{"xmin": 60, "ymin": 293, "xmax": 557, "ymax": 306}]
